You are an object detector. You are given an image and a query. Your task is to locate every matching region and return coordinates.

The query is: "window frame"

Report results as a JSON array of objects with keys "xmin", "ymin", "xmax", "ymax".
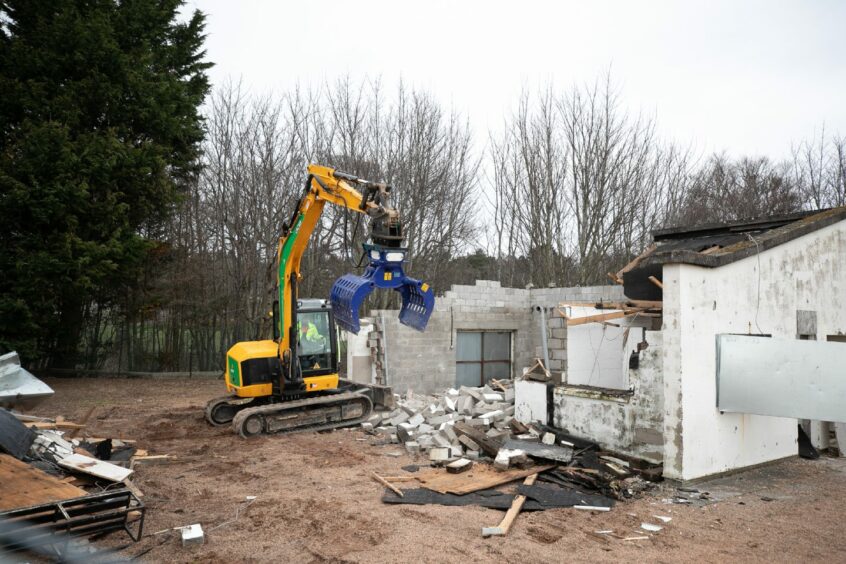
[{"xmin": 455, "ymin": 330, "xmax": 512, "ymax": 386}]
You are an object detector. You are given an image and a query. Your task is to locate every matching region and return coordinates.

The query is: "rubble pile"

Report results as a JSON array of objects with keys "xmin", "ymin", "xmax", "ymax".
[
  {"xmin": 363, "ymin": 379, "xmax": 663, "ymax": 509},
  {"xmin": 363, "ymin": 382, "xmax": 516, "ymax": 463}
]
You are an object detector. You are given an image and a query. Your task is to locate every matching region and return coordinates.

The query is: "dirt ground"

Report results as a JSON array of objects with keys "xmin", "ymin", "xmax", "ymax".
[{"xmin": 26, "ymin": 377, "xmax": 846, "ymax": 563}]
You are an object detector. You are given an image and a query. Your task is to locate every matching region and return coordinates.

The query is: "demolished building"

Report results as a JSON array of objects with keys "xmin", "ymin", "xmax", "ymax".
[{"xmin": 348, "ymin": 206, "xmax": 846, "ymax": 481}]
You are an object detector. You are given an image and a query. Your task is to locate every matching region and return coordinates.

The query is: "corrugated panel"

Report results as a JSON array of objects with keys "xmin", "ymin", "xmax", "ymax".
[{"xmin": 716, "ymin": 334, "xmax": 846, "ymax": 423}]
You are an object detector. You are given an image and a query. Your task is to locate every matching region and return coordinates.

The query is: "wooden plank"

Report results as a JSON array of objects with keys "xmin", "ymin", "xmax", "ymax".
[
  {"xmin": 615, "ymin": 244, "xmax": 656, "ymax": 279},
  {"xmin": 566, "ymin": 309, "xmax": 646, "ymax": 327},
  {"xmin": 482, "ymin": 473, "xmax": 538, "ymax": 537},
  {"xmin": 647, "ymin": 276, "xmax": 664, "ymax": 290},
  {"xmin": 59, "ymin": 453, "xmax": 133, "ymax": 482},
  {"xmin": 416, "ymin": 464, "xmax": 554, "ymax": 495},
  {"xmin": 701, "ymin": 245, "xmax": 722, "ymax": 255},
  {"xmin": 372, "ymin": 473, "xmax": 403, "ymax": 497},
  {"xmin": 0, "ymin": 454, "xmax": 86, "ymax": 511},
  {"xmin": 453, "ymin": 422, "xmax": 504, "ymax": 457},
  {"xmin": 27, "ymin": 421, "xmax": 85, "ymax": 430}
]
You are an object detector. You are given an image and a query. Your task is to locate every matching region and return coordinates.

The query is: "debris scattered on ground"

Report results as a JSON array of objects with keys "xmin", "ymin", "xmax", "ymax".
[
  {"xmin": 365, "ymin": 379, "xmax": 663, "ymax": 535},
  {"xmin": 0, "ymin": 399, "xmax": 152, "ymax": 555}
]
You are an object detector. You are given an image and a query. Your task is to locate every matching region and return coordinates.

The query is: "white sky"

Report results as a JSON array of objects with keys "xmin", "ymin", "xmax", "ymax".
[{"xmin": 183, "ymin": 0, "xmax": 846, "ymax": 159}]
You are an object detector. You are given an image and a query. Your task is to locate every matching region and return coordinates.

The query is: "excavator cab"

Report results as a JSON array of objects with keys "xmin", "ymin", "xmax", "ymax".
[{"xmin": 295, "ymin": 299, "xmax": 337, "ymax": 375}]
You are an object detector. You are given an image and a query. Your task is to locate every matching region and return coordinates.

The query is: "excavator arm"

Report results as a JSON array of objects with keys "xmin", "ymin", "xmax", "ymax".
[{"xmin": 275, "ymin": 164, "xmax": 434, "ymax": 378}]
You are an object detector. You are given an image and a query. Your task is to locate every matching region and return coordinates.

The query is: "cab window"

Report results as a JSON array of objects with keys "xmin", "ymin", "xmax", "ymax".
[{"xmin": 298, "ymin": 311, "xmax": 332, "ymax": 372}]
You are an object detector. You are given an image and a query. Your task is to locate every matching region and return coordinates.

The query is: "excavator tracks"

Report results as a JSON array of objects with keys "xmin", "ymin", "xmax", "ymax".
[
  {"xmin": 204, "ymin": 395, "xmax": 259, "ymax": 426},
  {"xmin": 231, "ymin": 392, "xmax": 373, "ymax": 438}
]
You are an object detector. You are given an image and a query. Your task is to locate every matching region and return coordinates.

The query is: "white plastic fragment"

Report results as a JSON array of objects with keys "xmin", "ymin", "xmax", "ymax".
[{"xmin": 640, "ymin": 522, "xmax": 662, "ymax": 532}]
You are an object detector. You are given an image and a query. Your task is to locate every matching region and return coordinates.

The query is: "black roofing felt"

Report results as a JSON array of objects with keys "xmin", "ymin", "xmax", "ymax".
[
  {"xmin": 622, "ymin": 206, "xmax": 846, "ymax": 300},
  {"xmin": 643, "ymin": 206, "xmax": 846, "ymax": 269}
]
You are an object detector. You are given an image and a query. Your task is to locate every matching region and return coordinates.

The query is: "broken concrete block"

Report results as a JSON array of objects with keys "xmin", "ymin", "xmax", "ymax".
[
  {"xmin": 479, "ymin": 410, "xmax": 504, "ymax": 422},
  {"xmin": 361, "ymin": 422, "xmax": 374, "ymax": 432},
  {"xmin": 396, "ymin": 423, "xmax": 415, "ymax": 443},
  {"xmin": 181, "ymin": 524, "xmax": 204, "ymax": 547},
  {"xmin": 443, "ymin": 425, "xmax": 458, "ymax": 443},
  {"xmin": 416, "ymin": 435, "xmax": 434, "ymax": 449},
  {"xmin": 444, "ymin": 396, "xmax": 457, "ymax": 412},
  {"xmin": 429, "ymin": 447, "xmax": 451, "ymax": 462},
  {"xmin": 493, "ymin": 448, "xmax": 528, "ymax": 470},
  {"xmin": 458, "ymin": 395, "xmax": 475, "ymax": 415},
  {"xmin": 504, "ymin": 388, "xmax": 515, "ymax": 402},
  {"xmin": 515, "ymin": 433, "xmax": 538, "ymax": 441},
  {"xmin": 427, "ymin": 414, "xmax": 453, "ymax": 426},
  {"xmin": 446, "ymin": 458, "xmax": 473, "ymax": 474},
  {"xmin": 407, "ymin": 413, "xmax": 425, "ymax": 427},
  {"xmin": 416, "ymin": 423, "xmax": 434, "ymax": 435},
  {"xmin": 460, "ymin": 386, "xmax": 483, "ymax": 401},
  {"xmin": 390, "ymin": 411, "xmax": 410, "ymax": 426},
  {"xmin": 446, "ymin": 388, "xmax": 459, "ymax": 396},
  {"xmin": 542, "ymin": 432, "xmax": 556, "ymax": 445},
  {"xmin": 465, "ymin": 418, "xmax": 491, "ymax": 429},
  {"xmin": 405, "ymin": 441, "xmax": 420, "ymax": 454},
  {"xmin": 482, "ymin": 393, "xmax": 504, "ymax": 403},
  {"xmin": 432, "ymin": 434, "xmax": 451, "ymax": 448}
]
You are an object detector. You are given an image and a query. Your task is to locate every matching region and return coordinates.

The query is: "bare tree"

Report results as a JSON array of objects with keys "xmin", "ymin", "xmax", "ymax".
[{"xmin": 490, "ymin": 76, "xmax": 677, "ymax": 286}]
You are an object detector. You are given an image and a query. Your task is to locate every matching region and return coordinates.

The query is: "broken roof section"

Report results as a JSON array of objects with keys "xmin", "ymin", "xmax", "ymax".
[{"xmin": 623, "ymin": 206, "xmax": 846, "ymax": 300}]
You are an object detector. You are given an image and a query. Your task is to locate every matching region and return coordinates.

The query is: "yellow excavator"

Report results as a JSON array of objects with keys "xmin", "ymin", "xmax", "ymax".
[{"xmin": 205, "ymin": 164, "xmax": 435, "ymax": 437}]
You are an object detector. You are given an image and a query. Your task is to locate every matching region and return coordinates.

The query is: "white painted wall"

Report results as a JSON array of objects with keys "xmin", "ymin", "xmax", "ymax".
[
  {"xmin": 514, "ymin": 379, "xmax": 549, "ymax": 425},
  {"xmin": 345, "ymin": 320, "xmax": 374, "ymax": 383},
  {"xmin": 662, "ymin": 220, "xmax": 846, "ymax": 481},
  {"xmin": 565, "ymin": 307, "xmax": 653, "ymax": 390}
]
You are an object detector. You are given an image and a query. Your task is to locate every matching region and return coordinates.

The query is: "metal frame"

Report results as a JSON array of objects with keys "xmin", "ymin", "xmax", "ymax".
[
  {"xmin": 0, "ymin": 489, "xmax": 145, "ymax": 554},
  {"xmin": 456, "ymin": 331, "xmax": 512, "ymax": 386}
]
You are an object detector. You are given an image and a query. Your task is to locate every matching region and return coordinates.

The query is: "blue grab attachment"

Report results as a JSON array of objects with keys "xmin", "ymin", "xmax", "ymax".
[{"xmin": 330, "ymin": 246, "xmax": 435, "ymax": 334}]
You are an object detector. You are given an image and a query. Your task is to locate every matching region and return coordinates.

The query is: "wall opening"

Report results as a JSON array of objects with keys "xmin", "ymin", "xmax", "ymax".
[{"xmin": 456, "ymin": 331, "xmax": 511, "ymax": 386}]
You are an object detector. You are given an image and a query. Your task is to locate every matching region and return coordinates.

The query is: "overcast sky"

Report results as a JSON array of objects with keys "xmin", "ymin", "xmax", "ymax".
[{"xmin": 183, "ymin": 0, "xmax": 845, "ymax": 159}]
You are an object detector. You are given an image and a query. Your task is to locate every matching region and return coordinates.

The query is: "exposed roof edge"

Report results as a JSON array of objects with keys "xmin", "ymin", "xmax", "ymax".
[{"xmin": 642, "ymin": 206, "xmax": 846, "ymax": 269}]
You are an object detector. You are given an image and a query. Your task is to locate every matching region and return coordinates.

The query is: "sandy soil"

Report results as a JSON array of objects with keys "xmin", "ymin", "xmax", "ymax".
[{"xmin": 26, "ymin": 377, "xmax": 846, "ymax": 563}]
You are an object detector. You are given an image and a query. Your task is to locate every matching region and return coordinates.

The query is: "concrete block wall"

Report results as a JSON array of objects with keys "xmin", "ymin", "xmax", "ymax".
[
  {"xmin": 366, "ymin": 280, "xmax": 625, "ymax": 394},
  {"xmin": 553, "ymin": 331, "xmax": 664, "ymax": 463}
]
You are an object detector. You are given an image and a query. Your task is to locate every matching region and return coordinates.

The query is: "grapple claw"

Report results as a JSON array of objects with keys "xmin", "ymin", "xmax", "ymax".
[{"xmin": 330, "ymin": 246, "xmax": 434, "ymax": 334}]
